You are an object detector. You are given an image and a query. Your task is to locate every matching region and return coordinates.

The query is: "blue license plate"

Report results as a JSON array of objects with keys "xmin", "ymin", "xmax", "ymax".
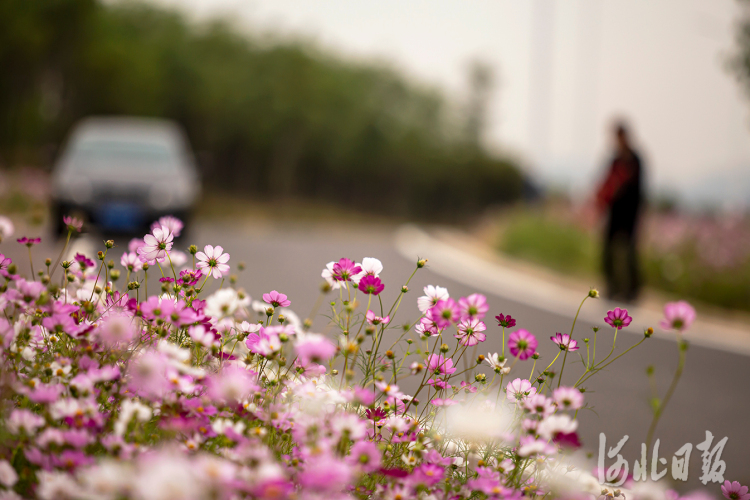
[{"xmin": 99, "ymin": 203, "xmax": 144, "ymax": 231}]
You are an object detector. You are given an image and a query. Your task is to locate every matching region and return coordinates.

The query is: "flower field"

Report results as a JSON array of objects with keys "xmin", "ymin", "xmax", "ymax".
[{"xmin": 0, "ymin": 215, "xmax": 743, "ymax": 500}]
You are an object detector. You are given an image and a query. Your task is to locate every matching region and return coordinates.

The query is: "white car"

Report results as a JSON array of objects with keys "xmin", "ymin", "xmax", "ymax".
[{"xmin": 50, "ymin": 117, "xmax": 201, "ymax": 235}]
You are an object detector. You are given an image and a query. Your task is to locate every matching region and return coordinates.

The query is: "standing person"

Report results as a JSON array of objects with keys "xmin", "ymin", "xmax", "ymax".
[{"xmin": 596, "ymin": 121, "xmax": 645, "ymax": 301}]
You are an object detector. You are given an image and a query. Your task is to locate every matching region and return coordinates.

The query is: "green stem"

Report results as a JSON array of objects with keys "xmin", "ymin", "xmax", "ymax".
[
  {"xmin": 50, "ymin": 230, "xmax": 72, "ymax": 279},
  {"xmin": 645, "ymin": 338, "xmax": 687, "ymax": 453}
]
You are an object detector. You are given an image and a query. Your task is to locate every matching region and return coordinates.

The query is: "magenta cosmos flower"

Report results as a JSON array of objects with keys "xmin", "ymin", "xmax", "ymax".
[
  {"xmin": 495, "ymin": 313, "xmax": 516, "ymax": 328},
  {"xmin": 507, "ymin": 329, "xmax": 537, "ymax": 360},
  {"xmin": 331, "ymin": 258, "xmax": 362, "ymax": 282},
  {"xmin": 17, "ymin": 236, "xmax": 41, "ymax": 247},
  {"xmin": 358, "ymin": 275, "xmax": 384, "ymax": 295},
  {"xmin": 604, "ymin": 307, "xmax": 632, "ymax": 328},
  {"xmin": 722, "ymin": 482, "xmax": 750, "ymax": 500},
  {"xmin": 454, "ymin": 318, "xmax": 487, "ymax": 346},
  {"xmin": 551, "ymin": 333, "xmax": 579, "ymax": 351},
  {"xmin": 430, "ymin": 298, "xmax": 460, "ymax": 329},
  {"xmin": 458, "ymin": 293, "xmax": 489, "ymax": 320},
  {"xmin": 63, "ymin": 215, "xmax": 83, "ymax": 232},
  {"xmin": 426, "ymin": 354, "xmax": 457, "ymax": 375},
  {"xmin": 660, "ymin": 301, "xmax": 696, "ymax": 332},
  {"xmin": 263, "ymin": 290, "xmax": 291, "ymax": 308},
  {"xmin": 138, "ymin": 225, "xmax": 173, "ymax": 262},
  {"xmin": 196, "ymin": 244, "xmax": 230, "ymax": 279}
]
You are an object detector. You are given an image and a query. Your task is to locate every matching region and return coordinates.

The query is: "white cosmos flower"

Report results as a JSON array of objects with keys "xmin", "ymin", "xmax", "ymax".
[
  {"xmin": 205, "ymin": 288, "xmax": 240, "ymax": 319},
  {"xmin": 0, "ymin": 216, "xmax": 14, "ymax": 242},
  {"xmin": 0, "ymin": 460, "xmax": 18, "ymax": 487},
  {"xmin": 417, "ymin": 285, "xmax": 449, "ymax": 313},
  {"xmin": 537, "ymin": 414, "xmax": 578, "ymax": 440},
  {"xmin": 353, "ymin": 257, "xmax": 383, "ymax": 284},
  {"xmin": 321, "ymin": 261, "xmax": 343, "ymax": 290}
]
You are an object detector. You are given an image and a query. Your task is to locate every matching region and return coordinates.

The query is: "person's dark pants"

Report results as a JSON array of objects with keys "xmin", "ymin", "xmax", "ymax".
[{"xmin": 603, "ymin": 219, "xmax": 641, "ymax": 302}]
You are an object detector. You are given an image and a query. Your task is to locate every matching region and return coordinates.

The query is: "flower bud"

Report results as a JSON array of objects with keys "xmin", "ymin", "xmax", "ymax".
[
  {"xmin": 385, "ymin": 350, "xmax": 394, "ymax": 359},
  {"xmin": 142, "ymin": 263, "xmax": 150, "ymax": 271},
  {"xmin": 401, "ymin": 285, "xmax": 409, "ymax": 293},
  {"xmin": 110, "ymin": 269, "xmax": 121, "ymax": 281},
  {"xmin": 475, "ymin": 373, "xmax": 486, "ymax": 383},
  {"xmin": 440, "ymin": 343, "xmax": 449, "ymax": 353},
  {"xmin": 303, "ymin": 318, "xmax": 312, "ymax": 330},
  {"xmin": 644, "ymin": 327, "xmax": 654, "ymax": 338},
  {"xmin": 188, "ymin": 245, "xmax": 198, "ymax": 255},
  {"xmin": 476, "ymin": 354, "xmax": 485, "ymax": 364},
  {"xmin": 105, "ymin": 240, "xmax": 114, "ymax": 249},
  {"xmin": 588, "ymin": 288, "xmax": 600, "ymax": 298},
  {"xmin": 45, "ymin": 258, "xmax": 52, "ymax": 266},
  {"xmin": 532, "ymin": 352, "xmax": 540, "ymax": 360},
  {"xmin": 266, "ymin": 307, "xmax": 274, "ymax": 317},
  {"xmin": 417, "ymin": 258, "xmax": 428, "ymax": 268},
  {"xmin": 238, "ymin": 261, "xmax": 246, "ymax": 271},
  {"xmin": 321, "ymin": 282, "xmax": 332, "ymax": 293},
  {"xmin": 279, "ymin": 333, "xmax": 289, "ymax": 343},
  {"xmin": 97, "ymin": 251, "xmax": 104, "ymax": 260},
  {"xmin": 61, "ymin": 261, "xmax": 71, "ymax": 270},
  {"xmin": 277, "ymin": 314, "xmax": 285, "ymax": 324}
]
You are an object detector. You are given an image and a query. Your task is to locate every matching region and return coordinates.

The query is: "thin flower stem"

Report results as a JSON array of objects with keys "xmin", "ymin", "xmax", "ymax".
[
  {"xmin": 88, "ymin": 249, "xmax": 108, "ymax": 302},
  {"xmin": 50, "ymin": 230, "xmax": 72, "ymax": 279},
  {"xmin": 645, "ymin": 337, "xmax": 687, "ymax": 453},
  {"xmin": 27, "ymin": 247, "xmax": 35, "ymax": 281}
]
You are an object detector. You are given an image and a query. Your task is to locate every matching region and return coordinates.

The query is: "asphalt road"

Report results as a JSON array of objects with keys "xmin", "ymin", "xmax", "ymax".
[{"xmin": 7, "ymin": 220, "xmax": 750, "ymax": 489}]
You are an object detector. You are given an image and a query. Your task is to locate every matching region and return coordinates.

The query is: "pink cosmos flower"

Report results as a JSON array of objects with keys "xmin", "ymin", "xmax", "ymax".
[
  {"xmin": 550, "ymin": 333, "xmax": 580, "ymax": 351},
  {"xmin": 17, "ymin": 236, "xmax": 41, "ymax": 246},
  {"xmin": 151, "ymin": 215, "xmax": 183, "ymax": 238},
  {"xmin": 660, "ymin": 301, "xmax": 696, "ymax": 332},
  {"xmin": 75, "ymin": 253, "xmax": 94, "ymax": 270},
  {"xmin": 138, "ymin": 225, "xmax": 173, "ymax": 262},
  {"xmin": 722, "ymin": 481, "xmax": 750, "ymax": 500},
  {"xmin": 365, "ymin": 310, "xmax": 390, "ymax": 325},
  {"xmin": 553, "ymin": 386, "xmax": 584, "ymax": 410},
  {"xmin": 63, "ymin": 216, "xmax": 83, "ymax": 232},
  {"xmin": 195, "ymin": 245, "xmax": 230, "ymax": 279},
  {"xmin": 120, "ymin": 252, "xmax": 143, "ymax": 273},
  {"xmin": 604, "ymin": 307, "xmax": 632, "ymax": 329},
  {"xmin": 506, "ymin": 378, "xmax": 537, "ymax": 403},
  {"xmin": 430, "ymin": 398, "xmax": 458, "ymax": 407},
  {"xmin": 495, "ymin": 313, "xmax": 516, "ymax": 328},
  {"xmin": 523, "ymin": 394, "xmax": 555, "ymax": 417},
  {"xmin": 410, "ymin": 463, "xmax": 444, "ymax": 487},
  {"xmin": 295, "ymin": 334, "xmax": 336, "ymax": 364},
  {"xmin": 331, "ymin": 258, "xmax": 362, "ymax": 282},
  {"xmin": 347, "ymin": 440, "xmax": 381, "ymax": 473},
  {"xmin": 430, "ymin": 298, "xmax": 460, "ymax": 329},
  {"xmin": 426, "ymin": 354, "xmax": 456, "ymax": 375},
  {"xmin": 358, "ymin": 275, "xmax": 384, "ymax": 295},
  {"xmin": 458, "ymin": 293, "xmax": 489, "ymax": 320},
  {"xmin": 262, "ymin": 290, "xmax": 291, "ymax": 308},
  {"xmin": 507, "ymin": 329, "xmax": 537, "ymax": 360},
  {"xmin": 455, "ymin": 318, "xmax": 487, "ymax": 346},
  {"xmin": 177, "ymin": 268, "xmax": 202, "ymax": 286}
]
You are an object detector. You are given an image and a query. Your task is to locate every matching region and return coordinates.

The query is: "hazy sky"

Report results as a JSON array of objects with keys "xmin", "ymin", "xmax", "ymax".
[{"xmin": 155, "ymin": 0, "xmax": 750, "ymax": 208}]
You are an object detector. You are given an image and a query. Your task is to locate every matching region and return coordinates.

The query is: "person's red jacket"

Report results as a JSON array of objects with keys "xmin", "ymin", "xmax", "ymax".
[{"xmin": 596, "ymin": 159, "xmax": 632, "ymax": 211}]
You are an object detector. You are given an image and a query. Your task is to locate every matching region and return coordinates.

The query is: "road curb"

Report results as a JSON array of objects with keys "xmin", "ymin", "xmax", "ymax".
[{"xmin": 393, "ymin": 224, "xmax": 750, "ymax": 356}]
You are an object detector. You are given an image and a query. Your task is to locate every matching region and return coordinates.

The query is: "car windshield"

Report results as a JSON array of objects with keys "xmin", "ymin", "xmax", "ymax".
[{"xmin": 69, "ymin": 139, "xmax": 179, "ymax": 173}]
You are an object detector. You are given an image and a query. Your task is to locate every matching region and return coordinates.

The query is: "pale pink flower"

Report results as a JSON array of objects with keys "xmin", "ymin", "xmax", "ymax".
[
  {"xmin": 458, "ymin": 293, "xmax": 489, "ymax": 320},
  {"xmin": 506, "ymin": 378, "xmax": 537, "ymax": 403},
  {"xmin": 138, "ymin": 225, "xmax": 173, "ymax": 262},
  {"xmin": 660, "ymin": 301, "xmax": 696, "ymax": 332},
  {"xmin": 196, "ymin": 245, "xmax": 230, "ymax": 279},
  {"xmin": 454, "ymin": 318, "xmax": 486, "ymax": 346},
  {"xmin": 151, "ymin": 216, "xmax": 183, "ymax": 237},
  {"xmin": 722, "ymin": 481, "xmax": 750, "ymax": 500},
  {"xmin": 553, "ymin": 386, "xmax": 584, "ymax": 410}
]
